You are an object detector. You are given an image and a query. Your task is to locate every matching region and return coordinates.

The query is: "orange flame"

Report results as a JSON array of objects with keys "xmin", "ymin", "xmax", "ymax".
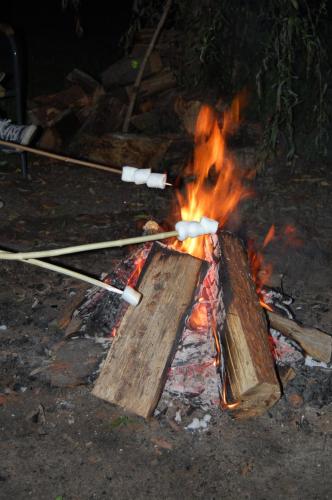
[
  {"xmin": 248, "ymin": 225, "xmax": 276, "ymax": 311},
  {"xmin": 174, "ymin": 97, "xmax": 251, "ymax": 259}
]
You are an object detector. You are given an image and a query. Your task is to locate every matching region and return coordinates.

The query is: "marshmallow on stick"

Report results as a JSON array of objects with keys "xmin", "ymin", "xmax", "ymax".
[
  {"xmin": 122, "ymin": 166, "xmax": 167, "ymax": 189},
  {"xmin": 175, "ymin": 216, "xmax": 219, "ymax": 241}
]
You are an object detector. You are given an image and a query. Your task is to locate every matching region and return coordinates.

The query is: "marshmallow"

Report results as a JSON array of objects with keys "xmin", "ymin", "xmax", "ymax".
[
  {"xmin": 175, "ymin": 217, "xmax": 219, "ymax": 241},
  {"xmin": 121, "ymin": 166, "xmax": 167, "ymax": 189},
  {"xmin": 134, "ymin": 168, "xmax": 151, "ymax": 185},
  {"xmin": 121, "ymin": 166, "xmax": 137, "ymax": 182},
  {"xmin": 200, "ymin": 216, "xmax": 219, "ymax": 234},
  {"xmin": 146, "ymin": 173, "xmax": 167, "ymax": 189},
  {"xmin": 121, "ymin": 285, "xmax": 142, "ymax": 306}
]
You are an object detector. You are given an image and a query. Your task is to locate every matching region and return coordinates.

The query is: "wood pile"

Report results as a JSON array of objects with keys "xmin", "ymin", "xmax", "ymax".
[{"xmin": 27, "ymin": 29, "xmax": 260, "ymax": 173}]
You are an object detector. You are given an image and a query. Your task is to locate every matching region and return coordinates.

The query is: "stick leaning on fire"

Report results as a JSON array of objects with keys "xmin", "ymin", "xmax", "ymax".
[{"xmin": 0, "ymin": 216, "xmax": 218, "ymax": 306}]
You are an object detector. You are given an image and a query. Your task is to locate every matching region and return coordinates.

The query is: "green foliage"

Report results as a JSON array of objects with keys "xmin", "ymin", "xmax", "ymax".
[
  {"xmin": 256, "ymin": 0, "xmax": 330, "ymax": 160},
  {"xmin": 123, "ymin": 0, "xmax": 330, "ymax": 161}
]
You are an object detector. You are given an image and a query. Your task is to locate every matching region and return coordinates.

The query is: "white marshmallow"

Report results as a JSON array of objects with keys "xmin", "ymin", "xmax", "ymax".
[
  {"xmin": 175, "ymin": 221, "xmax": 188, "ymax": 241},
  {"xmin": 188, "ymin": 221, "xmax": 202, "ymax": 238},
  {"xmin": 200, "ymin": 216, "xmax": 219, "ymax": 235},
  {"xmin": 146, "ymin": 173, "xmax": 167, "ymax": 189},
  {"xmin": 121, "ymin": 166, "xmax": 137, "ymax": 182},
  {"xmin": 134, "ymin": 168, "xmax": 151, "ymax": 185},
  {"xmin": 175, "ymin": 216, "xmax": 219, "ymax": 241},
  {"xmin": 121, "ymin": 285, "xmax": 142, "ymax": 306}
]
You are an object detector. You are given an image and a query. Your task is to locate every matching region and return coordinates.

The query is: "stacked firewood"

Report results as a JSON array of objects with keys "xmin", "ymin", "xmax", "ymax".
[{"xmin": 27, "ymin": 30, "xmax": 204, "ymax": 173}]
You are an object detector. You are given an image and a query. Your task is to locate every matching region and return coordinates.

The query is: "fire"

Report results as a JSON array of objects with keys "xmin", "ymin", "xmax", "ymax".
[
  {"xmin": 174, "ymin": 97, "xmax": 251, "ymax": 259},
  {"xmin": 248, "ymin": 225, "xmax": 275, "ymax": 311}
]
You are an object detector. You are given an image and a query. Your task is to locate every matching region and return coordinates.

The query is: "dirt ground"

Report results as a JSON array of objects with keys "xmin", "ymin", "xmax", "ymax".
[
  {"xmin": 0, "ymin": 152, "xmax": 331, "ymax": 500},
  {"xmin": 1, "ymin": 5, "xmax": 332, "ymax": 499}
]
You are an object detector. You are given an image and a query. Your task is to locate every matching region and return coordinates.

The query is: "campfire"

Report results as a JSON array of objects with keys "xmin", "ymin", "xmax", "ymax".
[{"xmin": 44, "ymin": 97, "xmax": 331, "ymax": 422}]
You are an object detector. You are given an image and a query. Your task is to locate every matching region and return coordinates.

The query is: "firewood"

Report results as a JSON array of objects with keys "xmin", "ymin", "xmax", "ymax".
[
  {"xmin": 101, "ymin": 50, "xmax": 162, "ymax": 89},
  {"xmin": 37, "ymin": 109, "xmax": 81, "ymax": 152},
  {"xmin": 267, "ymin": 310, "xmax": 332, "ymax": 363},
  {"xmin": 125, "ymin": 68, "xmax": 176, "ymax": 99},
  {"xmin": 29, "ymin": 85, "xmax": 96, "ymax": 127},
  {"xmin": 174, "ymin": 97, "xmax": 202, "ymax": 135},
  {"xmin": 75, "ymin": 94, "xmax": 127, "ymax": 136},
  {"xmin": 218, "ymin": 232, "xmax": 281, "ymax": 417},
  {"xmin": 69, "ymin": 132, "xmax": 174, "ymax": 170},
  {"xmin": 66, "ymin": 68, "xmax": 103, "ymax": 97},
  {"xmin": 122, "ymin": 0, "xmax": 173, "ymax": 133},
  {"xmin": 92, "ymin": 242, "xmax": 208, "ymax": 418}
]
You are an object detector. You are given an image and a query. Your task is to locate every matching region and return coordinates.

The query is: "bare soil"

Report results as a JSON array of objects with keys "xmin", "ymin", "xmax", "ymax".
[{"xmin": 0, "ymin": 154, "xmax": 331, "ymax": 500}]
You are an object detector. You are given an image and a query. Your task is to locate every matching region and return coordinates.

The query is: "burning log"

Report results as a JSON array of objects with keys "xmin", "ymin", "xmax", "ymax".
[
  {"xmin": 92, "ymin": 242, "xmax": 208, "ymax": 418},
  {"xmin": 218, "ymin": 232, "xmax": 281, "ymax": 417},
  {"xmin": 267, "ymin": 311, "xmax": 332, "ymax": 364}
]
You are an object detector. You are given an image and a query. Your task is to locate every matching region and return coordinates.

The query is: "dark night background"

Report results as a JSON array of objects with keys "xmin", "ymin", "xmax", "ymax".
[{"xmin": 1, "ymin": 0, "xmax": 134, "ymax": 95}]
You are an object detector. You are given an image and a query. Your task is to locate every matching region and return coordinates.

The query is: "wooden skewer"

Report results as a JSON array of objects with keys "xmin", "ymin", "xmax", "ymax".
[
  {"xmin": 0, "ymin": 250, "xmax": 123, "ymax": 295},
  {"xmin": 0, "ymin": 139, "xmax": 173, "ymax": 185},
  {"xmin": 0, "ymin": 138, "xmax": 121, "ymax": 175},
  {"xmin": 0, "ymin": 231, "xmax": 179, "ymax": 261}
]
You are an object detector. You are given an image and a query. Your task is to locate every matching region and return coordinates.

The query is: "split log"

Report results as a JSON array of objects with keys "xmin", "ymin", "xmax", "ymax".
[
  {"xmin": 101, "ymin": 50, "xmax": 162, "ymax": 88},
  {"xmin": 69, "ymin": 132, "xmax": 174, "ymax": 170},
  {"xmin": 66, "ymin": 68, "xmax": 103, "ymax": 97},
  {"xmin": 218, "ymin": 232, "xmax": 281, "ymax": 417},
  {"xmin": 75, "ymin": 94, "xmax": 127, "ymax": 136},
  {"xmin": 37, "ymin": 109, "xmax": 81, "ymax": 152},
  {"xmin": 93, "ymin": 242, "xmax": 208, "ymax": 418},
  {"xmin": 126, "ymin": 68, "xmax": 176, "ymax": 99},
  {"xmin": 267, "ymin": 310, "xmax": 332, "ymax": 363},
  {"xmin": 28, "ymin": 84, "xmax": 103, "ymax": 128}
]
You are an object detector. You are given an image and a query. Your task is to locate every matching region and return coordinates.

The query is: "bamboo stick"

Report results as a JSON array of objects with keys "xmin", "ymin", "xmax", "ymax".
[
  {"xmin": 0, "ymin": 250, "xmax": 122, "ymax": 294},
  {"xmin": 122, "ymin": 0, "xmax": 173, "ymax": 133},
  {"xmin": 0, "ymin": 231, "xmax": 179, "ymax": 261},
  {"xmin": 0, "ymin": 138, "xmax": 122, "ymax": 175}
]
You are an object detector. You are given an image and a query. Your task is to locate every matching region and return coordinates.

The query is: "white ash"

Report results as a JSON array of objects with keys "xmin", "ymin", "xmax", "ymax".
[
  {"xmin": 185, "ymin": 414, "xmax": 212, "ymax": 431},
  {"xmin": 305, "ymin": 356, "xmax": 332, "ymax": 370},
  {"xmin": 157, "ymin": 235, "xmax": 224, "ymax": 411}
]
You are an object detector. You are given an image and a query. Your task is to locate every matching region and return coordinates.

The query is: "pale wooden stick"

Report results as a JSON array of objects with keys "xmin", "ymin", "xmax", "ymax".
[
  {"xmin": 0, "ymin": 138, "xmax": 172, "ymax": 185},
  {"xmin": 122, "ymin": 0, "xmax": 173, "ymax": 133},
  {"xmin": 0, "ymin": 231, "xmax": 179, "ymax": 260},
  {"xmin": 0, "ymin": 138, "xmax": 121, "ymax": 175},
  {"xmin": 0, "ymin": 250, "xmax": 123, "ymax": 295}
]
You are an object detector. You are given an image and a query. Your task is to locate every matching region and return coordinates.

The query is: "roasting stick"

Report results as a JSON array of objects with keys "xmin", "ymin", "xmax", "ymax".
[
  {"xmin": 0, "ymin": 217, "xmax": 218, "ymax": 261},
  {"xmin": 0, "ymin": 139, "xmax": 172, "ymax": 187},
  {"xmin": 0, "ymin": 218, "xmax": 218, "ymax": 306},
  {"xmin": 0, "ymin": 249, "xmax": 141, "ymax": 306}
]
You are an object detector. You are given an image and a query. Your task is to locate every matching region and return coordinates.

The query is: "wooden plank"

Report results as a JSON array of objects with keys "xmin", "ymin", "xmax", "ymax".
[
  {"xmin": 267, "ymin": 310, "xmax": 332, "ymax": 363},
  {"xmin": 93, "ymin": 243, "xmax": 207, "ymax": 418},
  {"xmin": 219, "ymin": 232, "xmax": 281, "ymax": 418}
]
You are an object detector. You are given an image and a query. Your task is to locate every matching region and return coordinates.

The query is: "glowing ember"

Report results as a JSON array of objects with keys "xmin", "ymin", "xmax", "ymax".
[{"xmin": 173, "ymin": 98, "xmax": 251, "ymax": 259}]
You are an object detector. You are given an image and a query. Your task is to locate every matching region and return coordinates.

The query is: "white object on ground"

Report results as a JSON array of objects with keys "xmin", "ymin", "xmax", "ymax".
[
  {"xmin": 305, "ymin": 356, "xmax": 330, "ymax": 369},
  {"xmin": 185, "ymin": 414, "xmax": 212, "ymax": 431},
  {"xmin": 175, "ymin": 216, "xmax": 219, "ymax": 241},
  {"xmin": 121, "ymin": 285, "xmax": 142, "ymax": 306},
  {"xmin": 121, "ymin": 166, "xmax": 167, "ymax": 189},
  {"xmin": 174, "ymin": 410, "xmax": 182, "ymax": 423}
]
